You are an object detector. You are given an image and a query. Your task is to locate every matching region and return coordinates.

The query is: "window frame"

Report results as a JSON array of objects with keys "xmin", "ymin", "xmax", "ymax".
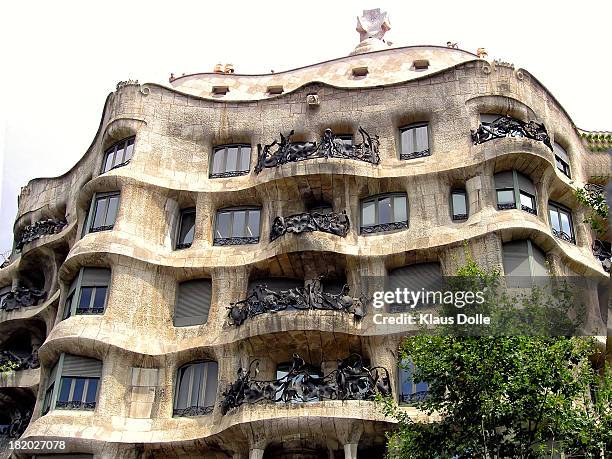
[
  {"xmin": 83, "ymin": 191, "xmax": 121, "ymax": 236},
  {"xmin": 173, "ymin": 360, "xmax": 218, "ymax": 416},
  {"xmin": 209, "ymin": 144, "xmax": 252, "ymax": 178},
  {"xmin": 548, "ymin": 201, "xmax": 575, "ymax": 243},
  {"xmin": 213, "ymin": 206, "xmax": 261, "ymax": 245},
  {"xmin": 175, "ymin": 207, "xmax": 196, "ymax": 250},
  {"xmin": 399, "ymin": 122, "xmax": 430, "ymax": 160},
  {"xmin": 101, "ymin": 136, "xmax": 135, "ymax": 174},
  {"xmin": 359, "ymin": 192, "xmax": 409, "ymax": 234},
  {"xmin": 553, "ymin": 142, "xmax": 571, "ymax": 178},
  {"xmin": 398, "ymin": 359, "xmax": 429, "ymax": 405},
  {"xmin": 450, "ymin": 189, "xmax": 468, "ymax": 221},
  {"xmin": 62, "ymin": 267, "xmax": 111, "ymax": 320},
  {"xmin": 502, "ymin": 239, "xmax": 549, "ymax": 287},
  {"xmin": 56, "ymin": 376, "xmax": 100, "ymax": 410},
  {"xmin": 494, "ymin": 170, "xmax": 537, "ymax": 215}
]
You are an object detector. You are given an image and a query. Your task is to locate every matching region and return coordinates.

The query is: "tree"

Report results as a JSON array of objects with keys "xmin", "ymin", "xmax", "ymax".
[{"xmin": 380, "ymin": 259, "xmax": 611, "ymax": 458}]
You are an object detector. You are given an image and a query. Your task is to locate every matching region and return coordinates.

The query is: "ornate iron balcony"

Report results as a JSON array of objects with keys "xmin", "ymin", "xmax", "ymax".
[
  {"xmin": 521, "ymin": 205, "xmax": 537, "ymax": 215},
  {"xmin": 55, "ymin": 400, "xmax": 96, "ymax": 410},
  {"xmin": 209, "ymin": 170, "xmax": 249, "ymax": 179},
  {"xmin": 270, "ymin": 210, "xmax": 350, "ymax": 241},
  {"xmin": 452, "ymin": 213, "xmax": 468, "ymax": 221},
  {"xmin": 75, "ymin": 307, "xmax": 105, "ymax": 315},
  {"xmin": 220, "ymin": 353, "xmax": 391, "ymax": 415},
  {"xmin": 255, "ymin": 127, "xmax": 380, "ymax": 173},
  {"xmin": 471, "ymin": 115, "xmax": 553, "ymax": 150},
  {"xmin": 399, "ymin": 391, "xmax": 429, "ymax": 405},
  {"xmin": 497, "ymin": 202, "xmax": 516, "ymax": 211},
  {"xmin": 0, "ymin": 409, "xmax": 31, "ymax": 440},
  {"xmin": 360, "ymin": 220, "xmax": 408, "ymax": 234},
  {"xmin": 0, "ymin": 349, "xmax": 39, "ymax": 371},
  {"xmin": 90, "ymin": 224, "xmax": 114, "ymax": 233},
  {"xmin": 15, "ymin": 218, "xmax": 67, "ymax": 250},
  {"xmin": 0, "ymin": 287, "xmax": 46, "ymax": 311},
  {"xmin": 213, "ymin": 236, "xmax": 259, "ymax": 246},
  {"xmin": 552, "ymin": 228, "xmax": 575, "ymax": 244},
  {"xmin": 400, "ymin": 148, "xmax": 431, "ymax": 161},
  {"xmin": 227, "ymin": 277, "xmax": 364, "ymax": 326},
  {"xmin": 175, "ymin": 241, "xmax": 192, "ymax": 250},
  {"xmin": 173, "ymin": 405, "xmax": 214, "ymax": 417},
  {"xmin": 593, "ymin": 240, "xmax": 611, "ymax": 273}
]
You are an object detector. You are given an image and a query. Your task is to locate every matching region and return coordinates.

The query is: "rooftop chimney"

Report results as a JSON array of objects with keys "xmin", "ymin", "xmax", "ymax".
[{"xmin": 350, "ymin": 8, "xmax": 392, "ymax": 56}]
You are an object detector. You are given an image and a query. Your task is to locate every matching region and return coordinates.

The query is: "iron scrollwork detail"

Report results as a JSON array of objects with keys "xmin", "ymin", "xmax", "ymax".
[
  {"xmin": 0, "ymin": 287, "xmax": 47, "ymax": 311},
  {"xmin": 227, "ymin": 276, "xmax": 364, "ymax": 326},
  {"xmin": 214, "ymin": 236, "xmax": 259, "ymax": 246},
  {"xmin": 15, "ymin": 218, "xmax": 67, "ymax": 250},
  {"xmin": 552, "ymin": 228, "xmax": 575, "ymax": 244},
  {"xmin": 0, "ymin": 349, "xmax": 39, "ymax": 371},
  {"xmin": 471, "ymin": 115, "xmax": 553, "ymax": 151},
  {"xmin": 220, "ymin": 353, "xmax": 391, "ymax": 415},
  {"xmin": 400, "ymin": 149, "xmax": 431, "ymax": 161},
  {"xmin": 55, "ymin": 400, "xmax": 96, "ymax": 410},
  {"xmin": 0, "ymin": 409, "xmax": 32, "ymax": 440},
  {"xmin": 173, "ymin": 405, "xmax": 214, "ymax": 417},
  {"xmin": 593, "ymin": 240, "xmax": 611, "ymax": 273},
  {"xmin": 255, "ymin": 127, "xmax": 380, "ymax": 173},
  {"xmin": 270, "ymin": 210, "xmax": 350, "ymax": 241},
  {"xmin": 360, "ymin": 220, "xmax": 408, "ymax": 234},
  {"xmin": 400, "ymin": 391, "xmax": 429, "ymax": 405}
]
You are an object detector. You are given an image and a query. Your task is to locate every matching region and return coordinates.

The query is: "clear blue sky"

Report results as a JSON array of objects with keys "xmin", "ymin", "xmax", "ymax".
[{"xmin": 1, "ymin": 0, "xmax": 610, "ymax": 254}]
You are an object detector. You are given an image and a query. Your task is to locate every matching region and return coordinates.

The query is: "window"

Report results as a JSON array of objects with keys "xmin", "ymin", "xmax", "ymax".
[
  {"xmin": 400, "ymin": 123, "xmax": 430, "ymax": 160},
  {"xmin": 42, "ymin": 354, "xmax": 102, "ymax": 414},
  {"xmin": 387, "ymin": 263, "xmax": 445, "ymax": 312},
  {"xmin": 494, "ymin": 171, "xmax": 537, "ymax": 215},
  {"xmin": 176, "ymin": 208, "xmax": 196, "ymax": 249},
  {"xmin": 502, "ymin": 239, "xmax": 548, "ymax": 287},
  {"xmin": 398, "ymin": 359, "xmax": 428, "ymax": 405},
  {"xmin": 360, "ymin": 193, "xmax": 408, "ymax": 234},
  {"xmin": 83, "ymin": 192, "xmax": 120, "ymax": 235},
  {"xmin": 174, "ymin": 279, "xmax": 212, "ymax": 326},
  {"xmin": 214, "ymin": 207, "xmax": 261, "ymax": 245},
  {"xmin": 210, "ymin": 144, "xmax": 251, "ymax": 178},
  {"xmin": 553, "ymin": 142, "xmax": 571, "ymax": 178},
  {"xmin": 451, "ymin": 189, "xmax": 468, "ymax": 221},
  {"xmin": 0, "ymin": 286, "xmax": 10, "ymax": 309},
  {"xmin": 62, "ymin": 268, "xmax": 111, "ymax": 320},
  {"xmin": 549, "ymin": 202, "xmax": 575, "ymax": 243},
  {"xmin": 173, "ymin": 361, "xmax": 218, "ymax": 416},
  {"xmin": 101, "ymin": 137, "xmax": 135, "ymax": 173}
]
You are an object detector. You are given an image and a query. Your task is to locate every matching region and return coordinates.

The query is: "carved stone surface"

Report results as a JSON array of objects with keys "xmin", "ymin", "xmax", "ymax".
[
  {"xmin": 227, "ymin": 276, "xmax": 364, "ymax": 326},
  {"xmin": 255, "ymin": 128, "xmax": 380, "ymax": 173},
  {"xmin": 0, "ymin": 287, "xmax": 46, "ymax": 311},
  {"xmin": 270, "ymin": 210, "xmax": 350, "ymax": 241},
  {"xmin": 471, "ymin": 115, "xmax": 553, "ymax": 151},
  {"xmin": 15, "ymin": 218, "xmax": 67, "ymax": 250},
  {"xmin": 220, "ymin": 353, "xmax": 391, "ymax": 415},
  {"xmin": 0, "ymin": 349, "xmax": 39, "ymax": 371},
  {"xmin": 593, "ymin": 240, "xmax": 611, "ymax": 273},
  {"xmin": 0, "ymin": 409, "xmax": 31, "ymax": 440}
]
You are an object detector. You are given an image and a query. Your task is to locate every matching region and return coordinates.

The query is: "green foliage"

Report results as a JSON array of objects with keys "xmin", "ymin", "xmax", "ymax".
[
  {"xmin": 381, "ymin": 255, "xmax": 610, "ymax": 458},
  {"xmin": 0, "ymin": 359, "xmax": 19, "ymax": 373},
  {"xmin": 575, "ymin": 186, "xmax": 609, "ymax": 236}
]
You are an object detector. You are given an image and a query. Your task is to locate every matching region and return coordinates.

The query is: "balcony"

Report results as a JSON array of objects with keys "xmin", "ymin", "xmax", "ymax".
[
  {"xmin": 270, "ymin": 210, "xmax": 350, "ymax": 241},
  {"xmin": 0, "ymin": 287, "xmax": 46, "ymax": 312},
  {"xmin": 471, "ymin": 115, "xmax": 553, "ymax": 151},
  {"xmin": 15, "ymin": 218, "xmax": 67, "ymax": 251},
  {"xmin": 593, "ymin": 240, "xmax": 611, "ymax": 273}
]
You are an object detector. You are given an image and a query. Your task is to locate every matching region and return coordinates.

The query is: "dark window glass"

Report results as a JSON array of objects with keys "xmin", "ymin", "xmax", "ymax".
[
  {"xmin": 72, "ymin": 378, "xmax": 86, "ymax": 402},
  {"xmin": 210, "ymin": 145, "xmax": 251, "ymax": 178},
  {"xmin": 451, "ymin": 190, "xmax": 468, "ymax": 220},
  {"xmin": 400, "ymin": 123, "xmax": 429, "ymax": 158},
  {"xmin": 549, "ymin": 202, "xmax": 575, "ymax": 243},
  {"xmin": 399, "ymin": 359, "xmax": 428, "ymax": 404},
  {"xmin": 101, "ymin": 137, "xmax": 135, "ymax": 173},
  {"xmin": 214, "ymin": 208, "xmax": 261, "ymax": 244},
  {"xmin": 88, "ymin": 192, "xmax": 120, "ymax": 233},
  {"xmin": 494, "ymin": 171, "xmax": 537, "ymax": 214},
  {"xmin": 86, "ymin": 379, "xmax": 99, "ymax": 404},
  {"xmin": 360, "ymin": 193, "xmax": 408, "ymax": 233},
  {"xmin": 63, "ymin": 292, "xmax": 74, "ymax": 320},
  {"xmin": 58, "ymin": 378, "xmax": 71, "ymax": 402},
  {"xmin": 79, "ymin": 287, "xmax": 93, "ymax": 310},
  {"xmin": 176, "ymin": 208, "xmax": 196, "ymax": 249},
  {"xmin": 93, "ymin": 287, "xmax": 107, "ymax": 310},
  {"xmin": 42, "ymin": 383, "xmax": 54, "ymax": 415},
  {"xmin": 553, "ymin": 143, "xmax": 570, "ymax": 178}
]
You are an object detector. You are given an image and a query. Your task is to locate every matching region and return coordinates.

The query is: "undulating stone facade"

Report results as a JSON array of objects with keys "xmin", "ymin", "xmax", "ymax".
[{"xmin": 0, "ymin": 9, "xmax": 609, "ymax": 459}]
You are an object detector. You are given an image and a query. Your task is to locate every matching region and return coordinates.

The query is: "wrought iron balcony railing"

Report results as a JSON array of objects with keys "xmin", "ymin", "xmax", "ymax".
[
  {"xmin": 173, "ymin": 405, "xmax": 214, "ymax": 417},
  {"xmin": 213, "ymin": 236, "xmax": 259, "ymax": 246},
  {"xmin": 552, "ymin": 228, "xmax": 576, "ymax": 244},
  {"xmin": 255, "ymin": 127, "xmax": 380, "ymax": 173},
  {"xmin": 220, "ymin": 353, "xmax": 391, "ymax": 415},
  {"xmin": 400, "ymin": 148, "xmax": 431, "ymax": 161},
  {"xmin": 497, "ymin": 202, "xmax": 516, "ymax": 211},
  {"xmin": 209, "ymin": 170, "xmax": 249, "ymax": 179},
  {"xmin": 55, "ymin": 400, "xmax": 96, "ymax": 410},
  {"xmin": 593, "ymin": 240, "xmax": 611, "ymax": 273},
  {"xmin": 270, "ymin": 210, "xmax": 350, "ymax": 241},
  {"xmin": 0, "ymin": 287, "xmax": 46, "ymax": 312},
  {"xmin": 471, "ymin": 115, "xmax": 553, "ymax": 150},
  {"xmin": 15, "ymin": 218, "xmax": 67, "ymax": 250},
  {"xmin": 360, "ymin": 220, "xmax": 408, "ymax": 234},
  {"xmin": 227, "ymin": 276, "xmax": 364, "ymax": 326},
  {"xmin": 399, "ymin": 391, "xmax": 429, "ymax": 405}
]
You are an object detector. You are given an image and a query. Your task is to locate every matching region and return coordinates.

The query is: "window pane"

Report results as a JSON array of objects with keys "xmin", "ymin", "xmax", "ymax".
[
  {"xmin": 124, "ymin": 139, "xmax": 134, "ymax": 162},
  {"xmin": 103, "ymin": 152, "xmax": 114, "ymax": 173},
  {"xmin": 215, "ymin": 212, "xmax": 231, "ymax": 238},
  {"xmin": 93, "ymin": 287, "xmax": 107, "ymax": 310},
  {"xmin": 393, "ymin": 196, "xmax": 407, "ymax": 222},
  {"xmin": 497, "ymin": 190, "xmax": 514, "ymax": 205},
  {"xmin": 361, "ymin": 200, "xmax": 375, "ymax": 226},
  {"xmin": 203, "ymin": 362, "xmax": 218, "ymax": 407},
  {"xmin": 401, "ymin": 129, "xmax": 416, "ymax": 154},
  {"xmin": 85, "ymin": 378, "xmax": 99, "ymax": 404},
  {"xmin": 63, "ymin": 293, "xmax": 73, "ymax": 319},
  {"xmin": 212, "ymin": 149, "xmax": 225, "ymax": 174},
  {"xmin": 105, "ymin": 196, "xmax": 119, "ymax": 226},
  {"xmin": 113, "ymin": 145, "xmax": 125, "ymax": 168},
  {"xmin": 549, "ymin": 208, "xmax": 561, "ymax": 232},
  {"xmin": 246, "ymin": 210, "xmax": 260, "ymax": 238},
  {"xmin": 452, "ymin": 192, "xmax": 467, "ymax": 215},
  {"xmin": 415, "ymin": 126, "xmax": 429, "ymax": 152},
  {"xmin": 238, "ymin": 147, "xmax": 251, "ymax": 172},
  {"xmin": 58, "ymin": 378, "xmax": 72, "ymax": 402},
  {"xmin": 231, "ymin": 211, "xmax": 246, "ymax": 237},
  {"xmin": 176, "ymin": 366, "xmax": 192, "ymax": 409},
  {"xmin": 179, "ymin": 211, "xmax": 196, "ymax": 245},
  {"xmin": 72, "ymin": 378, "xmax": 85, "ymax": 402},
  {"xmin": 190, "ymin": 363, "xmax": 203, "ymax": 407},
  {"xmin": 93, "ymin": 198, "xmax": 109, "ymax": 229},
  {"xmin": 226, "ymin": 147, "xmax": 239, "ymax": 172},
  {"xmin": 378, "ymin": 197, "xmax": 392, "ymax": 224},
  {"xmin": 399, "ymin": 366, "xmax": 412, "ymax": 395},
  {"xmin": 79, "ymin": 287, "xmax": 93, "ymax": 310},
  {"xmin": 560, "ymin": 211, "xmax": 572, "ymax": 235},
  {"xmin": 520, "ymin": 192, "xmax": 534, "ymax": 210},
  {"xmin": 415, "ymin": 381, "xmax": 429, "ymax": 393}
]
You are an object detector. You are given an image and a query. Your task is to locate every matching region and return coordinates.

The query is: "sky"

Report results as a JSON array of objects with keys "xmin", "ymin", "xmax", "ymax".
[{"xmin": 0, "ymin": 0, "xmax": 610, "ymax": 254}]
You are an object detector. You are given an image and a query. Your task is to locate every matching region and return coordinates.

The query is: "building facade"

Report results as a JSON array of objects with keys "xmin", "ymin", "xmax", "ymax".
[{"xmin": 0, "ymin": 9, "xmax": 610, "ymax": 459}]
